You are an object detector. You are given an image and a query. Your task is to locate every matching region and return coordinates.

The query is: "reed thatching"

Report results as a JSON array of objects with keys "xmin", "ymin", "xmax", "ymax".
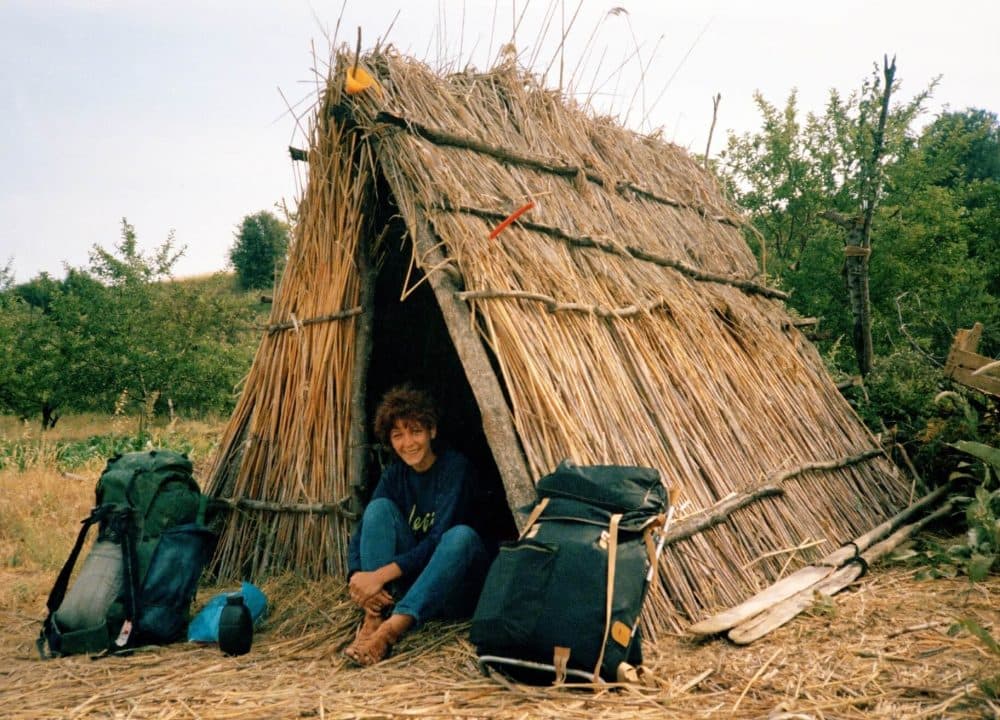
[
  {"xmin": 206, "ymin": 46, "xmax": 912, "ymax": 634},
  {"xmin": 207, "ymin": 117, "xmax": 374, "ymax": 579}
]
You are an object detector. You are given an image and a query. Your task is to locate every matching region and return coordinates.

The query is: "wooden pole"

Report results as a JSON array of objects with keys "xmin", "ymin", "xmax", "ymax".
[
  {"xmin": 347, "ymin": 240, "xmax": 378, "ymax": 522},
  {"xmin": 400, "ymin": 215, "xmax": 536, "ymax": 524}
]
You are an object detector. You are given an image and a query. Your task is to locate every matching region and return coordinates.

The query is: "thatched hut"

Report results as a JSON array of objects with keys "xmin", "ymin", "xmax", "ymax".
[{"xmin": 206, "ymin": 47, "xmax": 910, "ymax": 633}]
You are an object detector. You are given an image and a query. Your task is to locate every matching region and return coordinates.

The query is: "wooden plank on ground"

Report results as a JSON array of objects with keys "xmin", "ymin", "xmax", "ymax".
[{"xmin": 687, "ymin": 482, "xmax": 954, "ymax": 636}]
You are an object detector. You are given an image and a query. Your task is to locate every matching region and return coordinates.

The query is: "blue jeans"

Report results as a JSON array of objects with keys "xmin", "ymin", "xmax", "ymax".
[{"xmin": 359, "ymin": 498, "xmax": 488, "ymax": 626}]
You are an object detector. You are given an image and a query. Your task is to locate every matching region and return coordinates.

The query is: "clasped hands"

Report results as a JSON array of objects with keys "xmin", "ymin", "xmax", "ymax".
[{"xmin": 348, "ymin": 568, "xmax": 395, "ymax": 612}]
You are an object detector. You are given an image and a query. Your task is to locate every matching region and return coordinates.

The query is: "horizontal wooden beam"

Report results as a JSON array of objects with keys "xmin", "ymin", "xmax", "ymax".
[
  {"xmin": 216, "ymin": 496, "xmax": 357, "ymax": 520},
  {"xmin": 267, "ymin": 307, "xmax": 362, "ymax": 334},
  {"xmin": 373, "ymin": 111, "xmax": 741, "ymax": 228},
  {"xmin": 433, "ymin": 202, "xmax": 787, "ymax": 301}
]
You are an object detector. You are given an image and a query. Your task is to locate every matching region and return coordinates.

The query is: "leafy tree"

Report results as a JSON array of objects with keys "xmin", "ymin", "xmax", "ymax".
[
  {"xmin": 0, "ymin": 292, "xmax": 66, "ymax": 426},
  {"xmin": 13, "ymin": 272, "xmax": 64, "ymax": 313},
  {"xmin": 720, "ymin": 58, "xmax": 935, "ymax": 376},
  {"xmin": 89, "ymin": 218, "xmax": 183, "ymax": 286},
  {"xmin": 0, "ymin": 219, "xmax": 259, "ymax": 424},
  {"xmin": 916, "ymin": 109, "xmax": 1000, "ymax": 319},
  {"xmin": 228, "ymin": 210, "xmax": 290, "ymax": 291},
  {"xmin": 0, "ymin": 259, "xmax": 13, "ymax": 292}
]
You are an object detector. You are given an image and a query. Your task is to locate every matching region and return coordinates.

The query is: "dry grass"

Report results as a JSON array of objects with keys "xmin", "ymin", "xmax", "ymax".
[
  {"xmin": 1, "ymin": 563, "xmax": 997, "ymax": 719},
  {"xmin": 0, "ymin": 467, "xmax": 95, "ymax": 576},
  {"xmin": 0, "ymin": 414, "xmax": 227, "ymax": 579},
  {"xmin": 1, "ymin": 444, "xmax": 997, "ymax": 718}
]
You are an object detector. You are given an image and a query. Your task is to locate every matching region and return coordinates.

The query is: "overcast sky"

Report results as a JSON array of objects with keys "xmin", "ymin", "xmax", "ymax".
[{"xmin": 2, "ymin": 0, "xmax": 997, "ymax": 283}]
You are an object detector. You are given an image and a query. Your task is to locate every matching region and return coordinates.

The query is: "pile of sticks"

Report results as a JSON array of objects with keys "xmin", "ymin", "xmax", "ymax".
[{"xmin": 689, "ymin": 482, "xmax": 957, "ymax": 643}]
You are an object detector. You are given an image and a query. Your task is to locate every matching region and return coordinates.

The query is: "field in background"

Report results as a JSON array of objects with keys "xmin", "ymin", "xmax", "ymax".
[{"xmin": 0, "ymin": 413, "xmax": 226, "ymax": 475}]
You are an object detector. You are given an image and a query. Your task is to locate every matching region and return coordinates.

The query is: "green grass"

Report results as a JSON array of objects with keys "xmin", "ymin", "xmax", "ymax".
[{"xmin": 0, "ymin": 413, "xmax": 226, "ymax": 473}]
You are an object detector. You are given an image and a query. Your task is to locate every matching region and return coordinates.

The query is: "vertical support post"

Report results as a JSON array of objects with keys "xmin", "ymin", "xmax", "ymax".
[
  {"xmin": 409, "ymin": 218, "xmax": 536, "ymax": 525},
  {"xmin": 347, "ymin": 239, "xmax": 377, "ymax": 524}
]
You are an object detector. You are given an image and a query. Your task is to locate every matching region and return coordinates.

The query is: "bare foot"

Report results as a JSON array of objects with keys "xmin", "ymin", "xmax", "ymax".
[
  {"xmin": 342, "ymin": 607, "xmax": 385, "ymax": 659},
  {"xmin": 344, "ymin": 614, "xmax": 414, "ymax": 666}
]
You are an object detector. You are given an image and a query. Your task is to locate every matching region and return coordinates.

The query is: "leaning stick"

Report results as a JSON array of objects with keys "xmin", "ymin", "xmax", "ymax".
[
  {"xmin": 688, "ymin": 481, "xmax": 954, "ymax": 635},
  {"xmin": 727, "ymin": 499, "xmax": 955, "ymax": 644}
]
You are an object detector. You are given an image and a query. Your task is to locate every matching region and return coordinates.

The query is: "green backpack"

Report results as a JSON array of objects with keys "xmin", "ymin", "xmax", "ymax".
[{"xmin": 38, "ymin": 450, "xmax": 217, "ymax": 657}]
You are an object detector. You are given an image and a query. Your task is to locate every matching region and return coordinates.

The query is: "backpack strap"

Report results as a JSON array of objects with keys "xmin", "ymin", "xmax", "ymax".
[
  {"xmin": 115, "ymin": 508, "xmax": 140, "ymax": 648},
  {"xmin": 518, "ymin": 497, "xmax": 550, "ymax": 540},
  {"xmin": 592, "ymin": 512, "xmax": 622, "ymax": 680},
  {"xmin": 36, "ymin": 506, "xmax": 110, "ymax": 658},
  {"xmin": 125, "ymin": 468, "xmax": 157, "ymax": 530},
  {"xmin": 196, "ymin": 494, "xmax": 208, "ymax": 526}
]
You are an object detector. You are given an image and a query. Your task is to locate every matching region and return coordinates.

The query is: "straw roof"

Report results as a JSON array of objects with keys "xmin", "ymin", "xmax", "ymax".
[{"xmin": 206, "ymin": 47, "xmax": 911, "ymax": 634}]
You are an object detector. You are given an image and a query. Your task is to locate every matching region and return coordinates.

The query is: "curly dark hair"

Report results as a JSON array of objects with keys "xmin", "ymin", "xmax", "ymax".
[{"xmin": 373, "ymin": 384, "xmax": 439, "ymax": 445}]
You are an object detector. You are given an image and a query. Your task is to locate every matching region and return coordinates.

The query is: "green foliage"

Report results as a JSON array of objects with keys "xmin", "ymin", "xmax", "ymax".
[
  {"xmin": 0, "ymin": 293, "xmax": 67, "ymax": 423},
  {"xmin": 849, "ymin": 347, "xmax": 947, "ymax": 437},
  {"xmin": 949, "ymin": 619, "xmax": 1000, "ymax": 698},
  {"xmin": 0, "ymin": 219, "xmax": 260, "ymax": 423},
  {"xmin": 228, "ymin": 210, "xmax": 290, "ymax": 291},
  {"xmin": 0, "ymin": 429, "xmax": 198, "ymax": 472},
  {"xmin": 0, "ymin": 259, "xmax": 14, "ymax": 292},
  {"xmin": 891, "ymin": 439, "xmax": 999, "ymax": 583},
  {"xmin": 717, "ymin": 64, "xmax": 1000, "ymax": 373},
  {"xmin": 89, "ymin": 219, "xmax": 184, "ymax": 286},
  {"xmin": 949, "ymin": 618, "xmax": 1000, "ymax": 656},
  {"xmin": 12, "ymin": 272, "xmax": 64, "ymax": 313}
]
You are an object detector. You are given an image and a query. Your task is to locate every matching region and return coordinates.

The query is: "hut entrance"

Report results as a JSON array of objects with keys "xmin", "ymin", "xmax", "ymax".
[{"xmin": 365, "ymin": 217, "xmax": 518, "ymax": 548}]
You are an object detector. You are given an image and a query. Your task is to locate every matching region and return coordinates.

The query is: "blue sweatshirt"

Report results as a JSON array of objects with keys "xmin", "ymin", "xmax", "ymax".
[{"xmin": 347, "ymin": 447, "xmax": 474, "ymax": 580}]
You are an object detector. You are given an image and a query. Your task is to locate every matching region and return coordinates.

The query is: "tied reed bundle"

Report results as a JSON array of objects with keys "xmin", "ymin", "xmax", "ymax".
[{"xmin": 206, "ymin": 71, "xmax": 374, "ymax": 580}]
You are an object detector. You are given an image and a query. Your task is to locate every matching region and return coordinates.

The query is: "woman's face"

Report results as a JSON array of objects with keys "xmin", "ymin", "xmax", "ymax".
[{"xmin": 389, "ymin": 418, "xmax": 437, "ymax": 472}]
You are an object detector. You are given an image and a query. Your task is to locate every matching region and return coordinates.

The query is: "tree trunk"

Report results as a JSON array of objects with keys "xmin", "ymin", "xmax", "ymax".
[
  {"xmin": 41, "ymin": 401, "xmax": 59, "ymax": 430},
  {"xmin": 844, "ymin": 223, "xmax": 874, "ymax": 376},
  {"xmin": 822, "ymin": 211, "xmax": 874, "ymax": 376},
  {"xmin": 822, "ymin": 57, "xmax": 895, "ymax": 378}
]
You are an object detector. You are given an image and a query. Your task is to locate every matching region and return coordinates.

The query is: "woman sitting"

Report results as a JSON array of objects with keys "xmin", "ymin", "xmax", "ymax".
[{"xmin": 344, "ymin": 384, "xmax": 488, "ymax": 666}]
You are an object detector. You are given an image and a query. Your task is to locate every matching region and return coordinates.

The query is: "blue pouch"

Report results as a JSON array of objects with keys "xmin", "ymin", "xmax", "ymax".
[{"xmin": 187, "ymin": 581, "xmax": 267, "ymax": 643}]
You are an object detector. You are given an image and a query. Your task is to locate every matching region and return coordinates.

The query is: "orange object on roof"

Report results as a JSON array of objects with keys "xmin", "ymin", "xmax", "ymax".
[{"xmin": 345, "ymin": 66, "xmax": 380, "ymax": 96}]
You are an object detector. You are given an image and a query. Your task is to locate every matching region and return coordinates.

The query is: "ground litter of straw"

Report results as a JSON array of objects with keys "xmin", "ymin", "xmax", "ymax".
[{"xmin": 2, "ymin": 564, "xmax": 997, "ymax": 719}]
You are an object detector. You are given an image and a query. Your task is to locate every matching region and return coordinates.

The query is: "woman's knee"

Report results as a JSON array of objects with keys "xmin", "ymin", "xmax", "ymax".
[
  {"xmin": 439, "ymin": 524, "xmax": 485, "ymax": 557},
  {"xmin": 363, "ymin": 497, "xmax": 402, "ymax": 525}
]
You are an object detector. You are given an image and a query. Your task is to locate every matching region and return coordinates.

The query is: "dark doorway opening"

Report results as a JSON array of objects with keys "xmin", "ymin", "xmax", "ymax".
[{"xmin": 363, "ymin": 216, "xmax": 517, "ymax": 550}]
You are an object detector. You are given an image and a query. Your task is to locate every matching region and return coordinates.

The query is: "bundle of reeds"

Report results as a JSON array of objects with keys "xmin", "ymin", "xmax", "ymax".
[
  {"xmin": 206, "ymin": 68, "xmax": 374, "ymax": 579},
  {"xmin": 206, "ymin": 46, "xmax": 910, "ymax": 635},
  {"xmin": 354, "ymin": 51, "xmax": 910, "ymax": 631}
]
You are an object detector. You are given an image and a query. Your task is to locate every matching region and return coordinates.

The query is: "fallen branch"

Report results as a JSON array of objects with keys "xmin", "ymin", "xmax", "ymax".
[
  {"xmin": 727, "ymin": 499, "xmax": 955, "ymax": 644},
  {"xmin": 688, "ymin": 480, "xmax": 955, "ymax": 636}
]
